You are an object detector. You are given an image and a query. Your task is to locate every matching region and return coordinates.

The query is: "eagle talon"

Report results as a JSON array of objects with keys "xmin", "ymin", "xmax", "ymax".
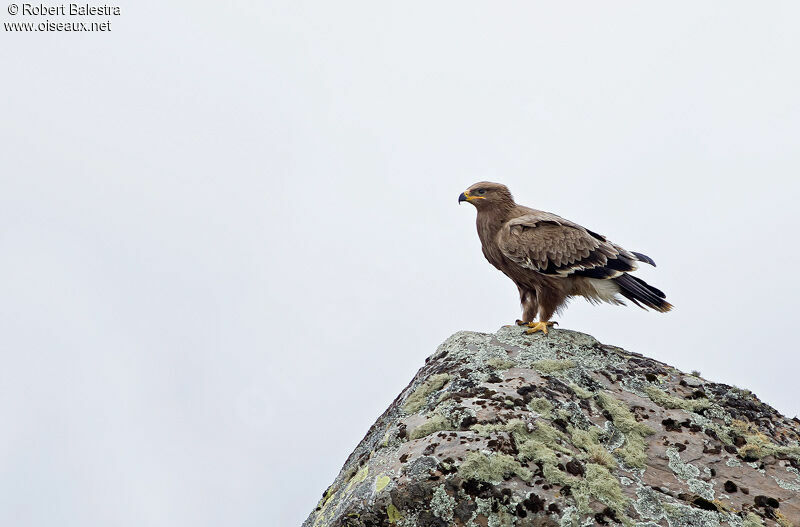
[
  {"xmin": 515, "ymin": 319, "xmax": 530, "ymax": 326},
  {"xmin": 525, "ymin": 321, "xmax": 557, "ymax": 335}
]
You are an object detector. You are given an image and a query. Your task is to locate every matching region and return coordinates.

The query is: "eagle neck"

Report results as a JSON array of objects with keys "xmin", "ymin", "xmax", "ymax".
[{"xmin": 476, "ymin": 204, "xmax": 514, "ymax": 244}]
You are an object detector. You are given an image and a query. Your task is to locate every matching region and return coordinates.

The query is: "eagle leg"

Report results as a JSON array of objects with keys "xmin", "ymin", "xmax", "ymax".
[{"xmin": 525, "ymin": 321, "xmax": 558, "ymax": 335}]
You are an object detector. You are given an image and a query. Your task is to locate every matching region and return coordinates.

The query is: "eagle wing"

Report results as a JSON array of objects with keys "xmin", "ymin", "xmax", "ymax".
[{"xmin": 497, "ymin": 212, "xmax": 641, "ymax": 279}]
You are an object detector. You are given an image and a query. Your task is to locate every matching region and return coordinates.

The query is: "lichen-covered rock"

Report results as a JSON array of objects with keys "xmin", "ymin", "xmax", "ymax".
[{"xmin": 303, "ymin": 327, "xmax": 800, "ymax": 527}]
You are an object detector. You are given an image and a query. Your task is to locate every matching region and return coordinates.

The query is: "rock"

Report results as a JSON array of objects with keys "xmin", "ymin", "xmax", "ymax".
[{"xmin": 303, "ymin": 327, "xmax": 800, "ymax": 527}]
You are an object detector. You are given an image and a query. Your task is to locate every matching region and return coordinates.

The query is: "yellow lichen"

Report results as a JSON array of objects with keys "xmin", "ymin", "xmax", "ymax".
[
  {"xmin": 387, "ymin": 503, "xmax": 402, "ymax": 524},
  {"xmin": 345, "ymin": 464, "xmax": 369, "ymax": 492},
  {"xmin": 775, "ymin": 511, "xmax": 794, "ymax": 527},
  {"xmin": 311, "ymin": 483, "xmax": 341, "ymax": 527},
  {"xmin": 375, "ymin": 475, "xmax": 390, "ymax": 493}
]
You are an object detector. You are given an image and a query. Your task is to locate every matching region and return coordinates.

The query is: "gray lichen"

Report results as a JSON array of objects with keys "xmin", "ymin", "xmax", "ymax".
[
  {"xmin": 430, "ymin": 484, "xmax": 456, "ymax": 523},
  {"xmin": 665, "ymin": 447, "xmax": 715, "ymax": 501},
  {"xmin": 773, "ymin": 465, "xmax": 800, "ymax": 491}
]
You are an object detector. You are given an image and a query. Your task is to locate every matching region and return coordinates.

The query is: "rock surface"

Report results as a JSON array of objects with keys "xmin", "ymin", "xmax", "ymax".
[{"xmin": 303, "ymin": 327, "xmax": 800, "ymax": 527}]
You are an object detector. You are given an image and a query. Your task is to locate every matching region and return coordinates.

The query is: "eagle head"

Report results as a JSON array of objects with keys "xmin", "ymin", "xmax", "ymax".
[{"xmin": 458, "ymin": 182, "xmax": 514, "ymax": 208}]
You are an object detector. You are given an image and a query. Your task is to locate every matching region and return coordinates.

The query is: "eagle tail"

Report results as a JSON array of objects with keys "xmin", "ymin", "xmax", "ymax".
[{"xmin": 614, "ymin": 273, "xmax": 673, "ymax": 313}]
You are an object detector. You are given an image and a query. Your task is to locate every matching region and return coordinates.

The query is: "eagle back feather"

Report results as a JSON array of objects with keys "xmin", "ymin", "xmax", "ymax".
[{"xmin": 498, "ymin": 213, "xmax": 636, "ymax": 278}]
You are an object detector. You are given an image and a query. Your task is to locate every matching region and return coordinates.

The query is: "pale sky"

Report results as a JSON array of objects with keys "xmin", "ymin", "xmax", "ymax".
[{"xmin": 1, "ymin": 2, "xmax": 799, "ymax": 526}]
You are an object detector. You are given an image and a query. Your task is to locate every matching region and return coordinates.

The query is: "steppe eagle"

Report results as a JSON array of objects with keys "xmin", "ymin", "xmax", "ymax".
[{"xmin": 459, "ymin": 182, "xmax": 672, "ymax": 334}]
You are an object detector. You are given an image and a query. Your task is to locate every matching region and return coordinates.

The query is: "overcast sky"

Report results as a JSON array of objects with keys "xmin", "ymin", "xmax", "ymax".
[{"xmin": 1, "ymin": 2, "xmax": 799, "ymax": 526}]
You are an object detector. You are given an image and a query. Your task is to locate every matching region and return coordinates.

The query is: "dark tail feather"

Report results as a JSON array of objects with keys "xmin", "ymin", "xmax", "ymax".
[
  {"xmin": 614, "ymin": 273, "xmax": 672, "ymax": 313},
  {"xmin": 631, "ymin": 251, "xmax": 657, "ymax": 267}
]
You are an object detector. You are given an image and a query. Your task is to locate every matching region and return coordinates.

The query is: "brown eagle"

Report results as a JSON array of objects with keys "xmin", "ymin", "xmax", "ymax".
[{"xmin": 459, "ymin": 182, "xmax": 672, "ymax": 334}]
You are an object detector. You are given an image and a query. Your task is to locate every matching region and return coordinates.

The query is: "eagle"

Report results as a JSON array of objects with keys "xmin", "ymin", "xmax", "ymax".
[{"xmin": 459, "ymin": 182, "xmax": 672, "ymax": 334}]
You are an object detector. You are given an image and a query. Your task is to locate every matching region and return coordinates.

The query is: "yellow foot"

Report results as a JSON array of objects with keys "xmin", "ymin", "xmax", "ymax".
[
  {"xmin": 525, "ymin": 321, "xmax": 558, "ymax": 335},
  {"xmin": 515, "ymin": 320, "xmax": 531, "ymax": 326}
]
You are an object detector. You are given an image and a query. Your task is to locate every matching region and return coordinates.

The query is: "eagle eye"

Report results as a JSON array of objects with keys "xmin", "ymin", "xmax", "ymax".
[{"xmin": 477, "ymin": 189, "xmax": 486, "ymax": 195}]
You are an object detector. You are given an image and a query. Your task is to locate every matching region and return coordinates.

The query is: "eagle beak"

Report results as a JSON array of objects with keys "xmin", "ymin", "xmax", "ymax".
[{"xmin": 459, "ymin": 190, "xmax": 484, "ymax": 204}]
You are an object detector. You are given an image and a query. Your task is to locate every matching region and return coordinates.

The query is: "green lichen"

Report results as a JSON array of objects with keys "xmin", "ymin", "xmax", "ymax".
[
  {"xmin": 472, "ymin": 418, "xmax": 573, "ymax": 483},
  {"xmin": 688, "ymin": 415, "xmax": 800, "ymax": 462},
  {"xmin": 528, "ymin": 420, "xmax": 572, "ymax": 453},
  {"xmin": 569, "ymin": 383, "xmax": 593, "ymax": 399},
  {"xmin": 403, "ymin": 373, "xmax": 450, "ymax": 413},
  {"xmin": 472, "ymin": 419, "xmax": 572, "ymax": 467},
  {"xmin": 487, "ymin": 357, "xmax": 516, "ymax": 370},
  {"xmin": 615, "ymin": 435, "xmax": 651, "ymax": 470},
  {"xmin": 532, "ymin": 358, "xmax": 576, "ymax": 374},
  {"xmin": 542, "ymin": 461, "xmax": 580, "ymax": 488},
  {"xmin": 470, "ymin": 417, "xmax": 631, "ymax": 521},
  {"xmin": 527, "ymin": 396, "xmax": 554, "ymax": 417},
  {"xmin": 544, "ymin": 461, "xmax": 631, "ymax": 524},
  {"xmin": 570, "ymin": 426, "xmax": 616, "ymax": 468},
  {"xmin": 472, "ymin": 419, "xmax": 565, "ymax": 446},
  {"xmin": 408, "ymin": 413, "xmax": 453, "ymax": 440},
  {"xmin": 573, "ymin": 463, "xmax": 630, "ymax": 521},
  {"xmin": 526, "ymin": 440, "xmax": 563, "ymax": 468},
  {"xmin": 470, "ymin": 422, "xmax": 507, "ymax": 435},
  {"xmin": 457, "ymin": 451, "xmax": 532, "ymax": 483},
  {"xmin": 730, "ymin": 419, "xmax": 800, "ymax": 461},
  {"xmin": 644, "ymin": 385, "xmax": 711, "ymax": 412},
  {"xmin": 743, "ymin": 512, "xmax": 764, "ymax": 527},
  {"xmin": 506, "ymin": 420, "xmax": 572, "ymax": 457},
  {"xmin": 731, "ymin": 385, "xmax": 752, "ymax": 397},
  {"xmin": 596, "ymin": 391, "xmax": 654, "ymax": 468}
]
